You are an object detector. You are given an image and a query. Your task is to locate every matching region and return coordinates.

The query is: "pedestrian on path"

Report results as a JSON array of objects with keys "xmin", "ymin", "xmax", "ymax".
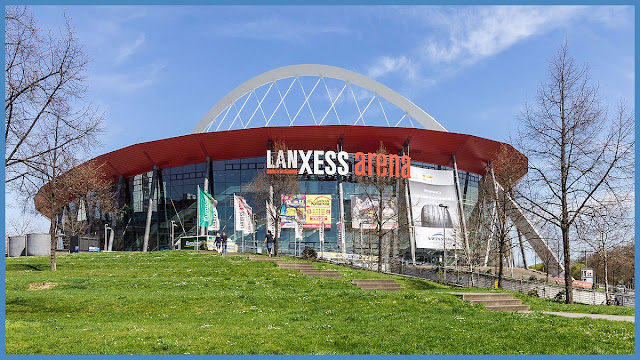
[
  {"xmin": 215, "ymin": 232, "xmax": 222, "ymax": 253},
  {"xmin": 264, "ymin": 230, "xmax": 274, "ymax": 257},
  {"xmin": 221, "ymin": 232, "xmax": 228, "ymax": 253}
]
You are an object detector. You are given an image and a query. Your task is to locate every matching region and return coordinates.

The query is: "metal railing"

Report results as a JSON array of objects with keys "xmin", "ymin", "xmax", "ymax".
[{"xmin": 392, "ymin": 264, "xmax": 634, "ymax": 307}]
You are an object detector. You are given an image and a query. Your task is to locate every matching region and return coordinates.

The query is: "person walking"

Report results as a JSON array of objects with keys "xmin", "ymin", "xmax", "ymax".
[
  {"xmin": 221, "ymin": 232, "xmax": 228, "ymax": 254},
  {"xmin": 264, "ymin": 230, "xmax": 274, "ymax": 257},
  {"xmin": 214, "ymin": 232, "xmax": 222, "ymax": 253}
]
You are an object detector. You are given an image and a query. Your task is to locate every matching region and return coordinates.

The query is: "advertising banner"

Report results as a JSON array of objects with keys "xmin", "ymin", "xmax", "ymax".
[
  {"xmin": 350, "ymin": 195, "xmax": 398, "ymax": 230},
  {"xmin": 234, "ymin": 194, "xmax": 253, "ymax": 234},
  {"xmin": 408, "ymin": 167, "xmax": 460, "ymax": 250},
  {"xmin": 266, "ymin": 200, "xmax": 276, "ymax": 234},
  {"xmin": 280, "ymin": 194, "xmax": 331, "ymax": 229},
  {"xmin": 305, "ymin": 195, "xmax": 331, "ymax": 229},
  {"xmin": 198, "ymin": 188, "xmax": 218, "ymax": 229},
  {"xmin": 553, "ymin": 277, "xmax": 594, "ymax": 289},
  {"xmin": 280, "ymin": 194, "xmax": 306, "ymax": 228}
]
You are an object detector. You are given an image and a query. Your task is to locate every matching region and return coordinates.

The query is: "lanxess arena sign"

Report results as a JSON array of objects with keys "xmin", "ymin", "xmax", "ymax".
[{"xmin": 266, "ymin": 150, "xmax": 411, "ymax": 178}]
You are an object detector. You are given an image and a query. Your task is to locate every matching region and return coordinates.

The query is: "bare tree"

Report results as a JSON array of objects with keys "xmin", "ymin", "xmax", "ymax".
[
  {"xmin": 6, "ymin": 213, "xmax": 43, "ymax": 236},
  {"xmin": 247, "ymin": 140, "xmax": 299, "ymax": 256},
  {"xmin": 575, "ymin": 198, "xmax": 633, "ymax": 300},
  {"xmin": 5, "ymin": 6, "xmax": 103, "ymax": 186},
  {"xmin": 353, "ymin": 142, "xmax": 398, "ymax": 272},
  {"xmin": 518, "ymin": 42, "xmax": 634, "ymax": 303},
  {"xmin": 5, "ymin": 6, "xmax": 105, "ymax": 270},
  {"xmin": 468, "ymin": 144, "xmax": 527, "ymax": 287},
  {"xmin": 34, "ymin": 160, "xmax": 118, "ymax": 270}
]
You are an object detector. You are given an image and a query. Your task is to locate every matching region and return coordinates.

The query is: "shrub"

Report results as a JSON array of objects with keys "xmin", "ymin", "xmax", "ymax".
[{"xmin": 302, "ymin": 246, "xmax": 317, "ymax": 260}]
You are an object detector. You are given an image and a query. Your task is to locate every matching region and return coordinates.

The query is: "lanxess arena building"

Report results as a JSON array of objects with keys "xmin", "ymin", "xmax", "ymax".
[{"xmin": 36, "ymin": 64, "xmax": 561, "ymax": 273}]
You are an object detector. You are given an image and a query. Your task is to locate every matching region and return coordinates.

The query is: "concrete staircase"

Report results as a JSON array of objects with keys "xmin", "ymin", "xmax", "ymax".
[
  {"xmin": 452, "ymin": 292, "xmax": 530, "ymax": 312},
  {"xmin": 352, "ymin": 279, "xmax": 404, "ymax": 291},
  {"xmin": 299, "ymin": 270, "xmax": 342, "ymax": 278},
  {"xmin": 249, "ymin": 256, "xmax": 283, "ymax": 262},
  {"xmin": 275, "ymin": 262, "xmax": 343, "ymax": 278},
  {"xmin": 278, "ymin": 262, "xmax": 317, "ymax": 270}
]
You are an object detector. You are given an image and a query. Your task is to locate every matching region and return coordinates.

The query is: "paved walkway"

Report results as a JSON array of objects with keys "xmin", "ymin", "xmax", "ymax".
[{"xmin": 540, "ymin": 311, "xmax": 634, "ymax": 323}]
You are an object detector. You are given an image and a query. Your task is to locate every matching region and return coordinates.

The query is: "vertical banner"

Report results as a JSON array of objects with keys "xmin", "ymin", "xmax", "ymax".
[
  {"xmin": 337, "ymin": 221, "xmax": 343, "ymax": 251},
  {"xmin": 234, "ymin": 194, "xmax": 254, "ymax": 234},
  {"xmin": 209, "ymin": 207, "xmax": 220, "ymax": 231},
  {"xmin": 266, "ymin": 200, "xmax": 276, "ymax": 234},
  {"xmin": 199, "ymin": 188, "xmax": 218, "ymax": 229},
  {"xmin": 295, "ymin": 220, "xmax": 303, "ymax": 240},
  {"xmin": 408, "ymin": 167, "xmax": 460, "ymax": 250}
]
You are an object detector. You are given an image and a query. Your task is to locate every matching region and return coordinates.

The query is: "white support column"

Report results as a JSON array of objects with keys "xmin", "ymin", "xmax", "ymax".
[
  {"xmin": 108, "ymin": 175, "xmax": 123, "ymax": 251},
  {"xmin": 143, "ymin": 166, "xmax": 158, "ymax": 252},
  {"xmin": 402, "ymin": 143, "xmax": 415, "ymax": 265},
  {"xmin": 338, "ymin": 182, "xmax": 346, "ymax": 254},
  {"xmin": 451, "ymin": 155, "xmax": 472, "ymax": 274},
  {"xmin": 201, "ymin": 157, "xmax": 211, "ymax": 236},
  {"xmin": 337, "ymin": 139, "xmax": 346, "ymax": 254}
]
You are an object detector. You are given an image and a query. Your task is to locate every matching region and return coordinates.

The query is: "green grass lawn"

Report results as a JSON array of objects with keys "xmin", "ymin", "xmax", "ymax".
[{"xmin": 5, "ymin": 251, "xmax": 635, "ymax": 355}]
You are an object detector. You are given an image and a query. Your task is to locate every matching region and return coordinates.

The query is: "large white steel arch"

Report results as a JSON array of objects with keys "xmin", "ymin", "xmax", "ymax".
[{"xmin": 192, "ymin": 64, "xmax": 447, "ymax": 133}]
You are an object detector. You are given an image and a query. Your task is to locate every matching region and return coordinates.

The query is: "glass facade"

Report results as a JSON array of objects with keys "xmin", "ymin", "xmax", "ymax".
[{"xmin": 94, "ymin": 154, "xmax": 481, "ymax": 261}]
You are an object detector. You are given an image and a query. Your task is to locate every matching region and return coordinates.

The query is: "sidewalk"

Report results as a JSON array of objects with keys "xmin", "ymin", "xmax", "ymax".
[{"xmin": 541, "ymin": 311, "xmax": 635, "ymax": 323}]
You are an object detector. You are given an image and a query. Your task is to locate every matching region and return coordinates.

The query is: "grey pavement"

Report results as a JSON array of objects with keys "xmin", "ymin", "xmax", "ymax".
[{"xmin": 540, "ymin": 311, "xmax": 635, "ymax": 323}]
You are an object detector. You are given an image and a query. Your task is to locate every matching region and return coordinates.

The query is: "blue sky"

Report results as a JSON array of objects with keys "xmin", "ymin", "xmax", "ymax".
[{"xmin": 6, "ymin": 5, "xmax": 635, "ymax": 236}]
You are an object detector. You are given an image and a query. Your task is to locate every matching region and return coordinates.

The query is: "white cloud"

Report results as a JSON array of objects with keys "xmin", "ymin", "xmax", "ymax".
[
  {"xmin": 365, "ymin": 5, "xmax": 610, "ymax": 89},
  {"xmin": 116, "ymin": 32, "xmax": 146, "ymax": 63},
  {"xmin": 420, "ymin": 6, "xmax": 584, "ymax": 66},
  {"xmin": 213, "ymin": 16, "xmax": 352, "ymax": 42},
  {"xmin": 92, "ymin": 61, "xmax": 168, "ymax": 93},
  {"xmin": 367, "ymin": 55, "xmax": 417, "ymax": 80}
]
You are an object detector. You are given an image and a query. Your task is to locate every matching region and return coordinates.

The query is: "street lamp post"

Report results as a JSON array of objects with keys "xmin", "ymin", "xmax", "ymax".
[
  {"xmin": 104, "ymin": 224, "xmax": 111, "ymax": 252},
  {"xmin": 439, "ymin": 204, "xmax": 448, "ymax": 283},
  {"xmin": 170, "ymin": 220, "xmax": 176, "ymax": 250}
]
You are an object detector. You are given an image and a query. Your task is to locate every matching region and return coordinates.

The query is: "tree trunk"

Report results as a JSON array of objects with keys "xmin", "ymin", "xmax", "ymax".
[
  {"xmin": 562, "ymin": 226, "xmax": 573, "ymax": 304},
  {"xmin": 497, "ymin": 234, "xmax": 504, "ymax": 288},
  {"xmin": 517, "ymin": 229, "xmax": 528, "ymax": 269},
  {"xmin": 377, "ymin": 192, "xmax": 383, "ymax": 272},
  {"xmin": 49, "ymin": 219, "xmax": 57, "ymax": 271},
  {"xmin": 603, "ymin": 249, "xmax": 610, "ymax": 301}
]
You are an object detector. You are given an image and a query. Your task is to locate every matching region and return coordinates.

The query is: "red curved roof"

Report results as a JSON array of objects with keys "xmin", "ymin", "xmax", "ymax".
[
  {"xmin": 93, "ymin": 125, "xmax": 526, "ymax": 180},
  {"xmin": 35, "ymin": 125, "xmax": 527, "ymax": 216}
]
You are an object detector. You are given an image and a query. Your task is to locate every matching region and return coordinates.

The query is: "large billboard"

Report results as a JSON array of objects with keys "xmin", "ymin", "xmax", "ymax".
[
  {"xmin": 408, "ymin": 167, "xmax": 460, "ymax": 250},
  {"xmin": 350, "ymin": 195, "xmax": 398, "ymax": 230},
  {"xmin": 305, "ymin": 195, "xmax": 332, "ymax": 229},
  {"xmin": 280, "ymin": 194, "xmax": 306, "ymax": 228},
  {"xmin": 280, "ymin": 194, "xmax": 331, "ymax": 229}
]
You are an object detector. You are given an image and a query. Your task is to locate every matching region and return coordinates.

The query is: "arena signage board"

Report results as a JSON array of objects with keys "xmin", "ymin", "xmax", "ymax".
[
  {"xmin": 266, "ymin": 150, "xmax": 411, "ymax": 178},
  {"xmin": 408, "ymin": 167, "xmax": 461, "ymax": 250}
]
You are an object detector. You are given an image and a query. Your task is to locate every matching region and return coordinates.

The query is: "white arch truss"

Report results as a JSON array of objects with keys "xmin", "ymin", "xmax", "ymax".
[{"xmin": 192, "ymin": 64, "xmax": 447, "ymax": 133}]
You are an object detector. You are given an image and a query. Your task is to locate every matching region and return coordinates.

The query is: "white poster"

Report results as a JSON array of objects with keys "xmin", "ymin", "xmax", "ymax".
[
  {"xmin": 408, "ymin": 167, "xmax": 461, "ymax": 250},
  {"xmin": 266, "ymin": 200, "xmax": 276, "ymax": 234},
  {"xmin": 350, "ymin": 195, "xmax": 398, "ymax": 230},
  {"xmin": 234, "ymin": 195, "xmax": 253, "ymax": 234},
  {"xmin": 208, "ymin": 207, "xmax": 220, "ymax": 231}
]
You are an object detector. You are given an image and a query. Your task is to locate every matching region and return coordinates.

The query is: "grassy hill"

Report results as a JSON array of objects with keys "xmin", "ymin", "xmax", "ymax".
[{"xmin": 5, "ymin": 251, "xmax": 634, "ymax": 354}]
